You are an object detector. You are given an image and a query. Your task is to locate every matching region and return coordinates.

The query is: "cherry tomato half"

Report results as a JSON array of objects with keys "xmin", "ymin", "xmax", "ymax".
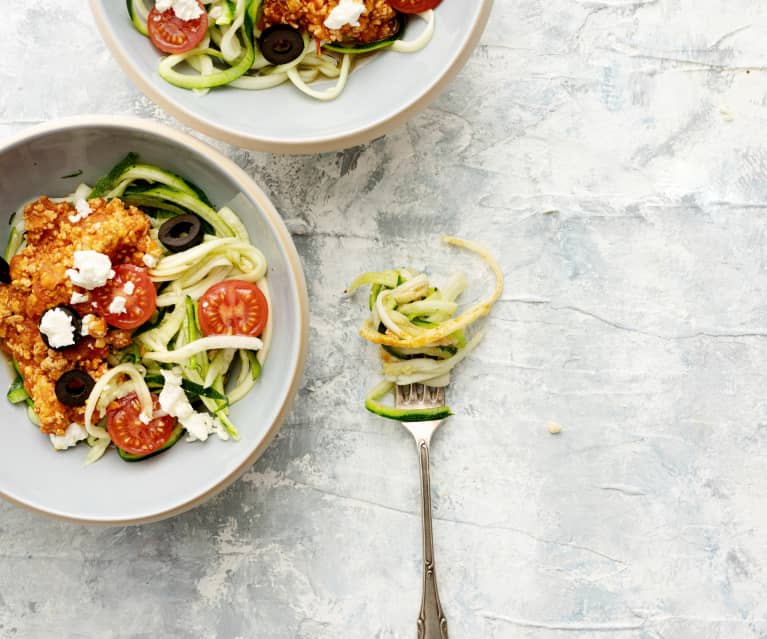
[
  {"xmin": 148, "ymin": 1, "xmax": 208, "ymax": 54},
  {"xmin": 107, "ymin": 392, "xmax": 176, "ymax": 456},
  {"xmin": 388, "ymin": 0, "xmax": 442, "ymax": 13},
  {"xmin": 198, "ymin": 280, "xmax": 269, "ymax": 337},
  {"xmin": 92, "ymin": 264, "xmax": 157, "ymax": 330}
]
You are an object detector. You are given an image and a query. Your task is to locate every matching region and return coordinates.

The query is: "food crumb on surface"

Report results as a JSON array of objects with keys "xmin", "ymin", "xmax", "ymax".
[{"xmin": 547, "ymin": 421, "xmax": 562, "ymax": 435}]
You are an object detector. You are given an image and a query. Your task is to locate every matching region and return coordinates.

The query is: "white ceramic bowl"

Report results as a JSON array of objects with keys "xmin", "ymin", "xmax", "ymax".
[
  {"xmin": 0, "ymin": 116, "xmax": 308, "ymax": 524},
  {"xmin": 89, "ymin": 1, "xmax": 493, "ymax": 153}
]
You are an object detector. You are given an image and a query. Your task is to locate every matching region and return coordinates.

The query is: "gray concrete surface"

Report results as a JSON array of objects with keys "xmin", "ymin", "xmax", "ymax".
[{"xmin": 2, "ymin": 1, "xmax": 767, "ymax": 637}]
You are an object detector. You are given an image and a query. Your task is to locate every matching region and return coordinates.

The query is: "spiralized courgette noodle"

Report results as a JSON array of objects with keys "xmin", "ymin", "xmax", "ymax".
[
  {"xmin": 128, "ymin": 0, "xmax": 436, "ymax": 100},
  {"xmin": 349, "ymin": 236, "xmax": 504, "ymax": 420},
  {"xmin": 4, "ymin": 154, "xmax": 273, "ymax": 463}
]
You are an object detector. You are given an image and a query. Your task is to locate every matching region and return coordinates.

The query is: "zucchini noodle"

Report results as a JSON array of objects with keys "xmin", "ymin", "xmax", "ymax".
[
  {"xmin": 84, "ymin": 363, "xmax": 153, "ymax": 440},
  {"xmin": 391, "ymin": 10, "xmax": 435, "ymax": 53},
  {"xmin": 128, "ymin": 0, "xmax": 436, "ymax": 100},
  {"xmin": 359, "ymin": 237, "xmax": 504, "ymax": 348},
  {"xmin": 143, "ymin": 335, "xmax": 263, "ymax": 363},
  {"xmin": 351, "ymin": 237, "xmax": 503, "ymax": 420},
  {"xmin": 285, "ymin": 53, "xmax": 352, "ymax": 102}
]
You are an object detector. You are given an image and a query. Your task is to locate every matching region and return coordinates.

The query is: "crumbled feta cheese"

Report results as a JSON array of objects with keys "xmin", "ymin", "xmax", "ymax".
[
  {"xmin": 142, "ymin": 254, "xmax": 158, "ymax": 268},
  {"xmin": 138, "ymin": 411, "xmax": 152, "ymax": 425},
  {"xmin": 68, "ymin": 199, "xmax": 93, "ymax": 224},
  {"xmin": 183, "ymin": 412, "xmax": 223, "ymax": 442},
  {"xmin": 39, "ymin": 308, "xmax": 76, "ymax": 348},
  {"xmin": 155, "ymin": 0, "xmax": 205, "ymax": 21},
  {"xmin": 108, "ymin": 295, "xmax": 128, "ymax": 315},
  {"xmin": 66, "ymin": 250, "xmax": 115, "ymax": 290},
  {"xmin": 70, "ymin": 291, "xmax": 89, "ymax": 305},
  {"xmin": 159, "ymin": 370, "xmax": 194, "ymax": 421},
  {"xmin": 324, "ymin": 0, "xmax": 365, "ymax": 29},
  {"xmin": 159, "ymin": 369, "xmax": 227, "ymax": 442},
  {"xmin": 80, "ymin": 314, "xmax": 96, "ymax": 337},
  {"xmin": 50, "ymin": 422, "xmax": 88, "ymax": 450},
  {"xmin": 124, "ymin": 281, "xmax": 135, "ymax": 296}
]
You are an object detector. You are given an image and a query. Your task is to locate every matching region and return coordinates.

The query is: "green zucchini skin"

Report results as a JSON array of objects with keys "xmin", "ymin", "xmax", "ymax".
[
  {"xmin": 7, "ymin": 374, "xmax": 29, "ymax": 404},
  {"xmin": 381, "ymin": 345, "xmax": 457, "ymax": 360},
  {"xmin": 364, "ymin": 397, "xmax": 452, "ymax": 422},
  {"xmin": 88, "ymin": 153, "xmax": 232, "ymax": 236},
  {"xmin": 323, "ymin": 38, "xmax": 396, "ymax": 54},
  {"xmin": 324, "ymin": 14, "xmax": 404, "ymax": 54},
  {"xmin": 127, "ymin": 0, "xmax": 149, "ymax": 36},
  {"xmin": 117, "ymin": 423, "xmax": 185, "ymax": 462}
]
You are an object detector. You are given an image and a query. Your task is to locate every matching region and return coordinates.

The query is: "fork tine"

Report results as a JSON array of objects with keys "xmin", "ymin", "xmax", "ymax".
[
  {"xmin": 428, "ymin": 385, "xmax": 445, "ymax": 404},
  {"xmin": 394, "ymin": 383, "xmax": 408, "ymax": 406},
  {"xmin": 394, "ymin": 383, "xmax": 447, "ymax": 409}
]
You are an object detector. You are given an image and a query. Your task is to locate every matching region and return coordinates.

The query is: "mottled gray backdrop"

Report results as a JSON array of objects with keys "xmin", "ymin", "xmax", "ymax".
[{"xmin": 2, "ymin": 1, "xmax": 767, "ymax": 638}]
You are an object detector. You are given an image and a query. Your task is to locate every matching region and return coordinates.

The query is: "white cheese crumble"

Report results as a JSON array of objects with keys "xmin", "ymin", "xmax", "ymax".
[
  {"xmin": 66, "ymin": 251, "xmax": 115, "ymax": 290},
  {"xmin": 124, "ymin": 281, "xmax": 136, "ymax": 296},
  {"xmin": 324, "ymin": 0, "xmax": 365, "ymax": 30},
  {"xmin": 39, "ymin": 308, "xmax": 76, "ymax": 348},
  {"xmin": 158, "ymin": 369, "xmax": 228, "ymax": 442},
  {"xmin": 80, "ymin": 314, "xmax": 96, "ymax": 337},
  {"xmin": 155, "ymin": 0, "xmax": 205, "ymax": 21},
  {"xmin": 50, "ymin": 422, "xmax": 88, "ymax": 450},
  {"xmin": 70, "ymin": 291, "xmax": 89, "ymax": 305},
  {"xmin": 142, "ymin": 254, "xmax": 158, "ymax": 268},
  {"xmin": 108, "ymin": 295, "xmax": 128, "ymax": 315},
  {"xmin": 68, "ymin": 199, "xmax": 93, "ymax": 224}
]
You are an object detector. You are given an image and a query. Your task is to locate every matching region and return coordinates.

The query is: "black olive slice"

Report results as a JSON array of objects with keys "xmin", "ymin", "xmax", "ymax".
[
  {"xmin": 0, "ymin": 257, "xmax": 9, "ymax": 284},
  {"xmin": 39, "ymin": 305, "xmax": 82, "ymax": 351},
  {"xmin": 55, "ymin": 370, "xmax": 95, "ymax": 407},
  {"xmin": 259, "ymin": 24, "xmax": 305, "ymax": 65},
  {"xmin": 158, "ymin": 214, "xmax": 204, "ymax": 253}
]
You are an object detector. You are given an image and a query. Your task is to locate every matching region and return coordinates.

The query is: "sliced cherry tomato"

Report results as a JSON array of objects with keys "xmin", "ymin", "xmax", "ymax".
[
  {"xmin": 107, "ymin": 392, "xmax": 176, "ymax": 456},
  {"xmin": 148, "ymin": 1, "xmax": 208, "ymax": 54},
  {"xmin": 388, "ymin": 0, "xmax": 442, "ymax": 13},
  {"xmin": 92, "ymin": 264, "xmax": 157, "ymax": 330},
  {"xmin": 198, "ymin": 280, "xmax": 268, "ymax": 337}
]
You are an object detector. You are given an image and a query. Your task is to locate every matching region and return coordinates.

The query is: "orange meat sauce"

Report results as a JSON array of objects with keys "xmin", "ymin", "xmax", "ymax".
[
  {"xmin": 262, "ymin": 0, "xmax": 399, "ymax": 44},
  {"xmin": 0, "ymin": 197, "xmax": 161, "ymax": 435}
]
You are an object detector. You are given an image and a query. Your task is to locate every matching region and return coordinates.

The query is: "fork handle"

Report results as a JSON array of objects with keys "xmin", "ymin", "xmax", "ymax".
[{"xmin": 415, "ymin": 439, "xmax": 448, "ymax": 639}]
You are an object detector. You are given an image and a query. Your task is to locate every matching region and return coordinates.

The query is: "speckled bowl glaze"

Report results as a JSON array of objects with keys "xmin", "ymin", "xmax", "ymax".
[
  {"xmin": 0, "ymin": 116, "xmax": 309, "ymax": 524},
  {"xmin": 89, "ymin": 0, "xmax": 493, "ymax": 153}
]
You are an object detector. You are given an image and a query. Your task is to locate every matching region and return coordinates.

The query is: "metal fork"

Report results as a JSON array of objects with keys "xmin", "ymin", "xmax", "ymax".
[{"xmin": 395, "ymin": 383, "xmax": 449, "ymax": 639}]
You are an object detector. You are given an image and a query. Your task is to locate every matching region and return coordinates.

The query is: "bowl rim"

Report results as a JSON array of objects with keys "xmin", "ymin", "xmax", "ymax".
[
  {"xmin": 0, "ymin": 115, "xmax": 310, "ymax": 525},
  {"xmin": 88, "ymin": 0, "xmax": 494, "ymax": 153}
]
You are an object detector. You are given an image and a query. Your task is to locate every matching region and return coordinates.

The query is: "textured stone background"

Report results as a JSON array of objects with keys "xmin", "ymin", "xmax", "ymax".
[{"xmin": 2, "ymin": 1, "xmax": 767, "ymax": 638}]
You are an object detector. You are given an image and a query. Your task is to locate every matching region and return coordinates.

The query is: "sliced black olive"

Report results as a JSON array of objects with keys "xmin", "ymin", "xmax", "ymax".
[
  {"xmin": 259, "ymin": 24, "xmax": 304, "ymax": 65},
  {"xmin": 55, "ymin": 370, "xmax": 95, "ymax": 407},
  {"xmin": 39, "ymin": 305, "xmax": 82, "ymax": 351},
  {"xmin": 158, "ymin": 214, "xmax": 204, "ymax": 253},
  {"xmin": 0, "ymin": 257, "xmax": 9, "ymax": 284}
]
